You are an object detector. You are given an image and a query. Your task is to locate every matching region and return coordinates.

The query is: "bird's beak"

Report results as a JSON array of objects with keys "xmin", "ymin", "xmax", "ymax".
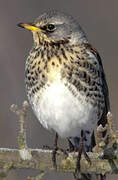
[{"xmin": 17, "ymin": 23, "xmax": 40, "ymax": 32}]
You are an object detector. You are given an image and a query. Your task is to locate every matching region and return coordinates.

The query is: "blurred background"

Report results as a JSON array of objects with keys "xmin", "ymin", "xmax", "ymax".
[{"xmin": 0, "ymin": 0, "xmax": 118, "ymax": 179}]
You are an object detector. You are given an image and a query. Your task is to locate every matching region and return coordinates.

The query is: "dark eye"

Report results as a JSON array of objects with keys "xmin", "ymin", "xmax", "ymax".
[{"xmin": 47, "ymin": 24, "xmax": 55, "ymax": 31}]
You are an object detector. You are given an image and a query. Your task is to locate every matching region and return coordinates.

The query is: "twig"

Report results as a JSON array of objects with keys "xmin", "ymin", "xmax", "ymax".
[
  {"xmin": 10, "ymin": 101, "xmax": 29, "ymax": 149},
  {"xmin": 10, "ymin": 101, "xmax": 32, "ymax": 160}
]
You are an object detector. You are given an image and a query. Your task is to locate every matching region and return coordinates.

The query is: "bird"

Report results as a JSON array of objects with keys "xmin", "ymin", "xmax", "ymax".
[{"xmin": 18, "ymin": 10, "xmax": 110, "ymax": 179}]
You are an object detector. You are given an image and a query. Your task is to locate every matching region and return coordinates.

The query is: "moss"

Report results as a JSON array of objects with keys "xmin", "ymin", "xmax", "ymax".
[
  {"xmin": 18, "ymin": 134, "xmax": 26, "ymax": 149},
  {"xmin": 4, "ymin": 161, "xmax": 13, "ymax": 170},
  {"xmin": 0, "ymin": 162, "xmax": 14, "ymax": 179},
  {"xmin": 61, "ymin": 157, "xmax": 75, "ymax": 171}
]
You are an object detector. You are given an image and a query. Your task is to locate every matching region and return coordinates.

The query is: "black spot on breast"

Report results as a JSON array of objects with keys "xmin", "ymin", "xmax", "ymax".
[
  {"xmin": 61, "ymin": 48, "xmax": 68, "ymax": 60},
  {"xmin": 42, "ymin": 74, "xmax": 45, "ymax": 78},
  {"xmin": 31, "ymin": 71, "xmax": 34, "ymax": 75},
  {"xmin": 81, "ymin": 57, "xmax": 85, "ymax": 60},
  {"xmin": 69, "ymin": 48, "xmax": 74, "ymax": 53},
  {"xmin": 83, "ymin": 86, "xmax": 87, "ymax": 92},
  {"xmin": 44, "ymin": 63, "xmax": 48, "ymax": 70},
  {"xmin": 34, "ymin": 50, "xmax": 40, "ymax": 59},
  {"xmin": 28, "ymin": 76, "xmax": 31, "ymax": 81},
  {"xmin": 32, "ymin": 89, "xmax": 35, "ymax": 94},
  {"xmin": 27, "ymin": 69, "xmax": 29, "ymax": 74},
  {"xmin": 83, "ymin": 71, "xmax": 87, "ymax": 79},
  {"xmin": 94, "ymin": 86, "xmax": 98, "ymax": 91},
  {"xmin": 41, "ymin": 51, "xmax": 44, "ymax": 59},
  {"xmin": 56, "ymin": 55, "xmax": 62, "ymax": 64},
  {"xmin": 32, "ymin": 77, "xmax": 35, "ymax": 81},
  {"xmin": 91, "ymin": 81, "xmax": 95, "ymax": 86},
  {"xmin": 32, "ymin": 63, "xmax": 36, "ymax": 69},
  {"xmin": 87, "ymin": 76, "xmax": 91, "ymax": 83},
  {"xmin": 36, "ymin": 86, "xmax": 40, "ymax": 91},
  {"xmin": 38, "ymin": 67, "xmax": 42, "ymax": 73},
  {"xmin": 76, "ymin": 55, "xmax": 80, "ymax": 59},
  {"xmin": 75, "ymin": 61, "xmax": 80, "ymax": 65},
  {"xmin": 52, "ymin": 62, "xmax": 55, "ymax": 66},
  {"xmin": 35, "ymin": 70, "xmax": 38, "ymax": 77}
]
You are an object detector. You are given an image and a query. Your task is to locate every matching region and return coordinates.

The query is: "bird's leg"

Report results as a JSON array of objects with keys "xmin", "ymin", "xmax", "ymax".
[
  {"xmin": 52, "ymin": 133, "xmax": 58, "ymax": 169},
  {"xmin": 74, "ymin": 130, "xmax": 91, "ymax": 179},
  {"xmin": 68, "ymin": 139, "xmax": 75, "ymax": 152},
  {"xmin": 74, "ymin": 131, "xmax": 83, "ymax": 179},
  {"xmin": 100, "ymin": 174, "xmax": 106, "ymax": 180},
  {"xmin": 52, "ymin": 133, "xmax": 68, "ymax": 169}
]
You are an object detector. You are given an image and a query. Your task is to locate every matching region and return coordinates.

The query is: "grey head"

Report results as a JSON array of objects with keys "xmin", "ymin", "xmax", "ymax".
[{"xmin": 18, "ymin": 10, "xmax": 88, "ymax": 45}]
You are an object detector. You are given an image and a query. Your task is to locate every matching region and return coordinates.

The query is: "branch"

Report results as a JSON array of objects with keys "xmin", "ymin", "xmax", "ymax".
[
  {"xmin": 0, "ymin": 148, "xmax": 118, "ymax": 174},
  {"xmin": 0, "ymin": 101, "xmax": 117, "ymax": 179}
]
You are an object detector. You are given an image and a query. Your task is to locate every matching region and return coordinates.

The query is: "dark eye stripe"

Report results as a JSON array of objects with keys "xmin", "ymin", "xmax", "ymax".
[{"xmin": 40, "ymin": 25, "xmax": 47, "ymax": 31}]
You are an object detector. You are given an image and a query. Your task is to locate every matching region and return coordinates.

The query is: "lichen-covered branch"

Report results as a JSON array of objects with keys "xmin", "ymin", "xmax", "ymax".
[
  {"xmin": 0, "ymin": 148, "xmax": 117, "ymax": 174},
  {"xmin": 10, "ymin": 101, "xmax": 29, "ymax": 149},
  {"xmin": 0, "ymin": 101, "xmax": 117, "ymax": 180}
]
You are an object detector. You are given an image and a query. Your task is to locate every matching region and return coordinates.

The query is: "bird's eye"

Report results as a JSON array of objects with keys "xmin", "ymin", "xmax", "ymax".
[{"xmin": 47, "ymin": 24, "xmax": 55, "ymax": 32}]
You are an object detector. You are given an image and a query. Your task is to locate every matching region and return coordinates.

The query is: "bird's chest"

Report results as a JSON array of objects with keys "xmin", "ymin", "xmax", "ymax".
[{"xmin": 31, "ymin": 80, "xmax": 98, "ymax": 138}]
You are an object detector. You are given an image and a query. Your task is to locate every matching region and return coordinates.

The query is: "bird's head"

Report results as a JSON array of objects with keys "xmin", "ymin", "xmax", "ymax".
[{"xmin": 18, "ymin": 10, "xmax": 88, "ymax": 46}]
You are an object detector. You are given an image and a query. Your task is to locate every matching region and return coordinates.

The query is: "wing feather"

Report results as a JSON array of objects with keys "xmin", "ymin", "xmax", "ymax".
[{"xmin": 84, "ymin": 43, "xmax": 110, "ymax": 147}]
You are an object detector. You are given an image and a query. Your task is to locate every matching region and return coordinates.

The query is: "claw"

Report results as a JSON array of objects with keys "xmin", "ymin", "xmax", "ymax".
[
  {"xmin": 52, "ymin": 147, "xmax": 58, "ymax": 169},
  {"xmin": 52, "ymin": 133, "xmax": 68, "ymax": 169}
]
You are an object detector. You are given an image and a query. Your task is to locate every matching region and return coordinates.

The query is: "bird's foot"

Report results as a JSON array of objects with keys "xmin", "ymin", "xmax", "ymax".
[
  {"xmin": 52, "ymin": 146, "xmax": 58, "ymax": 169},
  {"xmin": 42, "ymin": 144, "xmax": 59, "ymax": 169},
  {"xmin": 42, "ymin": 144, "xmax": 58, "ymax": 169},
  {"xmin": 43, "ymin": 133, "xmax": 68, "ymax": 169},
  {"xmin": 74, "ymin": 165, "xmax": 82, "ymax": 180},
  {"xmin": 52, "ymin": 146, "xmax": 68, "ymax": 169},
  {"xmin": 73, "ymin": 146, "xmax": 82, "ymax": 180},
  {"xmin": 74, "ymin": 130, "xmax": 91, "ymax": 180},
  {"xmin": 52, "ymin": 133, "xmax": 68, "ymax": 169},
  {"xmin": 74, "ymin": 148, "xmax": 91, "ymax": 180}
]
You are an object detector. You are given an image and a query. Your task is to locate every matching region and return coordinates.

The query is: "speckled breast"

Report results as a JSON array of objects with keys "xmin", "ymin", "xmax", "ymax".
[{"xmin": 25, "ymin": 43, "xmax": 105, "ymax": 136}]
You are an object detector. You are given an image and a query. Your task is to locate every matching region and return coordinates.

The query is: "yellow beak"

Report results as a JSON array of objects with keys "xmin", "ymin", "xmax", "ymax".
[{"xmin": 17, "ymin": 23, "xmax": 40, "ymax": 32}]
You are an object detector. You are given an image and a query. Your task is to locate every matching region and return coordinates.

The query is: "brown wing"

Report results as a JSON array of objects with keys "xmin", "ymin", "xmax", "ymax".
[{"xmin": 84, "ymin": 43, "xmax": 110, "ymax": 127}]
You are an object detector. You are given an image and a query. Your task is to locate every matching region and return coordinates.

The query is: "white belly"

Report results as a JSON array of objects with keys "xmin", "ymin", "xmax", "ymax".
[{"xmin": 31, "ymin": 81, "xmax": 98, "ymax": 138}]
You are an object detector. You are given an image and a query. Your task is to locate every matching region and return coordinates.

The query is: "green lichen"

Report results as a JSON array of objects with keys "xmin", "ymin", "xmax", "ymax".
[
  {"xmin": 36, "ymin": 172, "xmax": 45, "ymax": 180},
  {"xmin": 28, "ymin": 171, "xmax": 46, "ymax": 180},
  {"xmin": 61, "ymin": 157, "xmax": 75, "ymax": 172},
  {"xmin": 18, "ymin": 134, "xmax": 26, "ymax": 149},
  {"xmin": 0, "ymin": 161, "xmax": 14, "ymax": 179},
  {"xmin": 4, "ymin": 161, "xmax": 13, "ymax": 170}
]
